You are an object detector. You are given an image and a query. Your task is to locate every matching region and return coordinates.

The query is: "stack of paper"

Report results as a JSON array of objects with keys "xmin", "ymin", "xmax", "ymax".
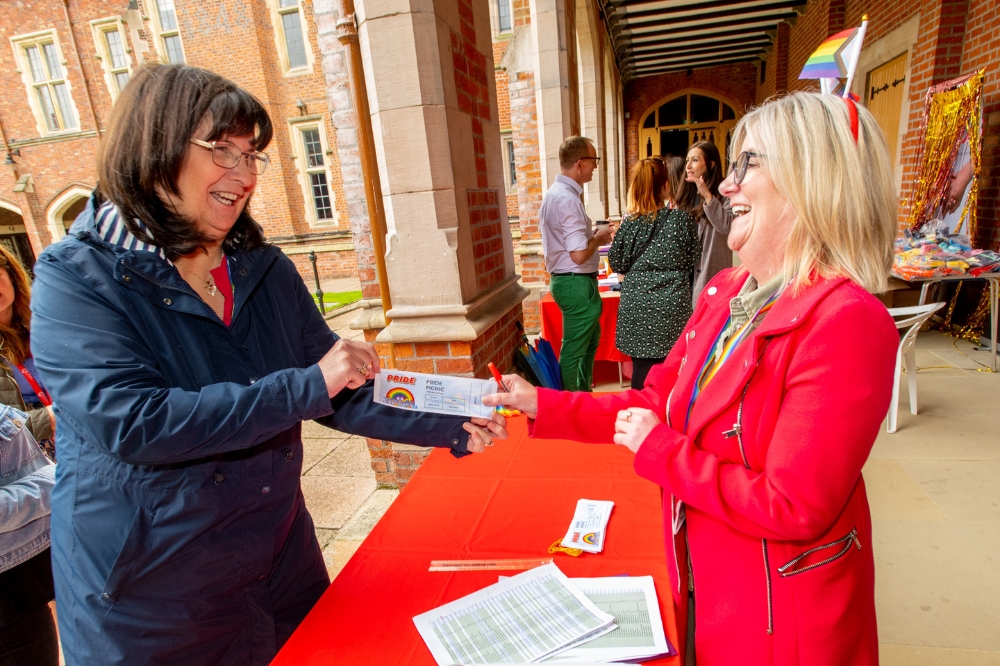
[
  {"xmin": 413, "ymin": 563, "xmax": 617, "ymax": 665},
  {"xmin": 545, "ymin": 576, "xmax": 673, "ymax": 662}
]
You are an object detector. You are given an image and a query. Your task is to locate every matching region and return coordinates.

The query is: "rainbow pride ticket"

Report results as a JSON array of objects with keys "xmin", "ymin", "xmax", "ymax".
[
  {"xmin": 372, "ymin": 369, "xmax": 498, "ymax": 419},
  {"xmin": 561, "ymin": 499, "xmax": 614, "ymax": 554}
]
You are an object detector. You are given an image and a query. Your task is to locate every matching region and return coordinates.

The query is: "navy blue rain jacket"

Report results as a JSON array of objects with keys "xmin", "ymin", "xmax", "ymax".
[{"xmin": 30, "ymin": 195, "xmax": 473, "ymax": 665}]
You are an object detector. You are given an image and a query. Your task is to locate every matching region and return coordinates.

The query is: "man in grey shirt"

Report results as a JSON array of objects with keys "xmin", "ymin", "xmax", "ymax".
[{"xmin": 539, "ymin": 136, "xmax": 612, "ymax": 392}]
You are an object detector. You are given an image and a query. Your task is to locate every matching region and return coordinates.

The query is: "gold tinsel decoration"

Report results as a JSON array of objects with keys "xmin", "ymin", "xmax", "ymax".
[
  {"xmin": 905, "ymin": 69, "xmax": 994, "ymax": 353},
  {"xmin": 905, "ymin": 69, "xmax": 985, "ymax": 238}
]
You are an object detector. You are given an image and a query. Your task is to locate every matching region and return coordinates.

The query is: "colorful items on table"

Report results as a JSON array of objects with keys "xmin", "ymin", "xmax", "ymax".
[{"xmin": 893, "ymin": 220, "xmax": 1000, "ymax": 280}]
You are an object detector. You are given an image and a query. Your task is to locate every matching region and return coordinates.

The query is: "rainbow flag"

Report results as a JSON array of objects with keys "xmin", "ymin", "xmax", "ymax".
[{"xmin": 799, "ymin": 28, "xmax": 858, "ymax": 79}]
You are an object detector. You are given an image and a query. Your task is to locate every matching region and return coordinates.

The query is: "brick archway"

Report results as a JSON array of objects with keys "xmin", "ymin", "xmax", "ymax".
[{"xmin": 623, "ymin": 62, "xmax": 758, "ymax": 173}]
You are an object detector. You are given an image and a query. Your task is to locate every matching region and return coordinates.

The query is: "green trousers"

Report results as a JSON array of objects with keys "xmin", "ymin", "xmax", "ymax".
[{"xmin": 550, "ymin": 274, "xmax": 603, "ymax": 392}]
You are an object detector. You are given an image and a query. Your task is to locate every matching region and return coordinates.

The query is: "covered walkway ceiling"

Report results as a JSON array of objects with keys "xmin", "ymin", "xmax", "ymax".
[{"xmin": 605, "ymin": 0, "xmax": 808, "ymax": 80}]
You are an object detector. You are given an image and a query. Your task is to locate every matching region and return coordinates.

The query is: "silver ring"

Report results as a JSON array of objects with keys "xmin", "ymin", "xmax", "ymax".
[{"xmin": 624, "ymin": 410, "xmax": 632, "ymax": 422}]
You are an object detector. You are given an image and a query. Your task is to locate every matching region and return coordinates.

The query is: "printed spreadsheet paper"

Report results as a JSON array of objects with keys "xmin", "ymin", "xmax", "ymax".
[
  {"xmin": 412, "ymin": 563, "xmax": 616, "ymax": 665},
  {"xmin": 544, "ymin": 576, "xmax": 671, "ymax": 662},
  {"xmin": 373, "ymin": 369, "xmax": 498, "ymax": 419}
]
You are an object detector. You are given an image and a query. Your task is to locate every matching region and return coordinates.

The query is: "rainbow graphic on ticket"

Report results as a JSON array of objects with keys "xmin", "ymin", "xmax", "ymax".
[
  {"xmin": 385, "ymin": 387, "xmax": 416, "ymax": 408},
  {"xmin": 372, "ymin": 369, "xmax": 498, "ymax": 418}
]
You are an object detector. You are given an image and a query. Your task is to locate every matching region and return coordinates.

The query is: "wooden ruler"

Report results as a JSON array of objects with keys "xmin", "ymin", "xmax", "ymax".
[{"xmin": 428, "ymin": 558, "xmax": 553, "ymax": 572}]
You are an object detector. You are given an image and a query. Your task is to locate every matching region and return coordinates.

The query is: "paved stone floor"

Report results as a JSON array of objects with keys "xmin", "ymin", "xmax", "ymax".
[{"xmin": 303, "ymin": 328, "xmax": 1000, "ymax": 663}]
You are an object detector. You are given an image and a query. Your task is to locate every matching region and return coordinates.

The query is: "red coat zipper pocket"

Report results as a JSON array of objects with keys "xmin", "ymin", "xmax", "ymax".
[{"xmin": 777, "ymin": 528, "xmax": 861, "ymax": 578}]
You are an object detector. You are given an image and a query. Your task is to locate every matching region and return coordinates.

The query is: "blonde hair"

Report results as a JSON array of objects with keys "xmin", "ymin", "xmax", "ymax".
[
  {"xmin": 730, "ymin": 92, "xmax": 896, "ymax": 293},
  {"xmin": 625, "ymin": 158, "xmax": 668, "ymax": 216}
]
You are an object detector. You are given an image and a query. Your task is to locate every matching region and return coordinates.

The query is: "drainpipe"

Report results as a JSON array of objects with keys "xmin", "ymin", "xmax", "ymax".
[
  {"xmin": 63, "ymin": 0, "xmax": 101, "ymax": 134},
  {"xmin": 334, "ymin": 0, "xmax": 395, "ymax": 368}
]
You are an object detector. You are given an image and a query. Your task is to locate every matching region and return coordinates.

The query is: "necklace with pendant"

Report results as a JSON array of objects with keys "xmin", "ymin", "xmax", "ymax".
[{"xmin": 179, "ymin": 265, "xmax": 219, "ymax": 297}]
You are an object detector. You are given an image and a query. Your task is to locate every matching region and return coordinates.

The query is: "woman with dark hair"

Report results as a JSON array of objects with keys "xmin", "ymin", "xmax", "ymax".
[
  {"xmin": 29, "ymin": 64, "xmax": 506, "ymax": 665},
  {"xmin": 609, "ymin": 158, "xmax": 699, "ymax": 389},
  {"xmin": 686, "ymin": 140, "xmax": 735, "ymax": 304},
  {"xmin": 0, "ymin": 247, "xmax": 54, "ymax": 454}
]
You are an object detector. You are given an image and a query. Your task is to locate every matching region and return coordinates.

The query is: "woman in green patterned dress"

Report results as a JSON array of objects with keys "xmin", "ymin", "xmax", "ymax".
[{"xmin": 609, "ymin": 157, "xmax": 701, "ymax": 389}]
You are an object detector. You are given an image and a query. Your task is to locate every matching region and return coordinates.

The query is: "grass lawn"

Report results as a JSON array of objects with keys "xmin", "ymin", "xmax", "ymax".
[{"xmin": 313, "ymin": 290, "xmax": 362, "ymax": 310}]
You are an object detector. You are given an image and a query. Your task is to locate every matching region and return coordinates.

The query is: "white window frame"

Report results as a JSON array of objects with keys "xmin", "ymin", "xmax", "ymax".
[
  {"xmin": 497, "ymin": 0, "xmax": 513, "ymax": 34},
  {"xmin": 10, "ymin": 30, "xmax": 80, "ymax": 136},
  {"xmin": 289, "ymin": 118, "xmax": 338, "ymax": 227},
  {"xmin": 91, "ymin": 18, "xmax": 133, "ymax": 101},
  {"xmin": 148, "ymin": 0, "xmax": 185, "ymax": 64},
  {"xmin": 268, "ymin": 0, "xmax": 315, "ymax": 75},
  {"xmin": 502, "ymin": 134, "xmax": 516, "ymax": 192}
]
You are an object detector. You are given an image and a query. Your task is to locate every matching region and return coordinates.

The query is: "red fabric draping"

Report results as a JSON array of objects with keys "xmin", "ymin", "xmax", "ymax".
[
  {"xmin": 539, "ymin": 290, "xmax": 629, "ymax": 363},
  {"xmin": 272, "ymin": 417, "xmax": 679, "ymax": 666}
]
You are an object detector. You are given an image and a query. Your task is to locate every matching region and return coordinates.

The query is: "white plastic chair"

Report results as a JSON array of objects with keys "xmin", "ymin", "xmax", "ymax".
[{"xmin": 886, "ymin": 302, "xmax": 946, "ymax": 433}]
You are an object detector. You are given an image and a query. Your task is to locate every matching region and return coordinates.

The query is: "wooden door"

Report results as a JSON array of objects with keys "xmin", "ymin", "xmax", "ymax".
[{"xmin": 866, "ymin": 53, "xmax": 907, "ymax": 166}]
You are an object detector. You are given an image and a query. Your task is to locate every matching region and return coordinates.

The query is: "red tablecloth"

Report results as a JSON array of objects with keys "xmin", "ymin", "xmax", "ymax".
[
  {"xmin": 540, "ymin": 290, "xmax": 628, "ymax": 363},
  {"xmin": 272, "ymin": 417, "xmax": 680, "ymax": 665}
]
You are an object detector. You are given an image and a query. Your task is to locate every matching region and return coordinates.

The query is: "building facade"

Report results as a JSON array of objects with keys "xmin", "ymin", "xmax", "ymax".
[
  {"xmin": 0, "ymin": 0, "xmax": 359, "ymax": 282},
  {"xmin": 485, "ymin": 0, "xmax": 1000, "ymax": 331}
]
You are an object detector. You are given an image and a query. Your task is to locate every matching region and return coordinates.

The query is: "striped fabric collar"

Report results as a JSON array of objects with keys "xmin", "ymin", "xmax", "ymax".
[{"xmin": 94, "ymin": 200, "xmax": 169, "ymax": 262}]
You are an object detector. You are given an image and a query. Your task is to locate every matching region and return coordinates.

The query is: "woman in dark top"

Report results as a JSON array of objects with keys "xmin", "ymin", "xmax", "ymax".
[
  {"xmin": 686, "ymin": 140, "xmax": 735, "ymax": 305},
  {"xmin": 610, "ymin": 157, "xmax": 700, "ymax": 389}
]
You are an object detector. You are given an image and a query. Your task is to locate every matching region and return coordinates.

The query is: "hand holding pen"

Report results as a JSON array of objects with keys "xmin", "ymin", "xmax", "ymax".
[{"xmin": 484, "ymin": 363, "xmax": 537, "ymax": 419}]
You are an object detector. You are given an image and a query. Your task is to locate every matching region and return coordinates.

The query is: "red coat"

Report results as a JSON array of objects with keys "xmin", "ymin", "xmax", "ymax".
[{"xmin": 532, "ymin": 270, "xmax": 898, "ymax": 665}]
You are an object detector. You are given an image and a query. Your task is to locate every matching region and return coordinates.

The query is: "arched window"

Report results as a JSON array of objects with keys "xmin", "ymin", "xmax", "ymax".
[
  {"xmin": 46, "ymin": 186, "xmax": 91, "ymax": 242},
  {"xmin": 638, "ymin": 91, "xmax": 739, "ymax": 170}
]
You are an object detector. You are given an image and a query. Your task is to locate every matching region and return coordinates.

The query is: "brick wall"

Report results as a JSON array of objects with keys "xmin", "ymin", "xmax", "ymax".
[
  {"xmin": 468, "ymin": 189, "xmax": 506, "ymax": 291},
  {"xmin": 960, "ymin": 0, "xmax": 1000, "ymax": 250},
  {"xmin": 494, "ymin": 37, "xmax": 520, "ymax": 221},
  {"xmin": 508, "ymin": 69, "xmax": 546, "ymax": 332},
  {"xmin": 0, "ymin": 0, "xmax": 357, "ymax": 283}
]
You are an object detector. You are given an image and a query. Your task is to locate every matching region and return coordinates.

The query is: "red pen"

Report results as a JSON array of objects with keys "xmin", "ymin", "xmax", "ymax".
[
  {"xmin": 487, "ymin": 362, "xmax": 522, "ymax": 417},
  {"xmin": 488, "ymin": 362, "xmax": 509, "ymax": 391}
]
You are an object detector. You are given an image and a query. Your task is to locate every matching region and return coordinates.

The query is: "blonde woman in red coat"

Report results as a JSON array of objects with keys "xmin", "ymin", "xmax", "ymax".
[{"xmin": 485, "ymin": 92, "xmax": 898, "ymax": 666}]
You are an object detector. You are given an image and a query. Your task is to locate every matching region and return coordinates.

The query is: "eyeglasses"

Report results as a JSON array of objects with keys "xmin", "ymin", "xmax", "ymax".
[
  {"xmin": 190, "ymin": 139, "xmax": 270, "ymax": 175},
  {"xmin": 579, "ymin": 156, "xmax": 601, "ymax": 164},
  {"xmin": 729, "ymin": 151, "xmax": 761, "ymax": 186}
]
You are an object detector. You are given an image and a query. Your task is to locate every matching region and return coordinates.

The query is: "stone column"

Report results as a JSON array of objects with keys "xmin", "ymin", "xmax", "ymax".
[
  {"xmin": 529, "ymin": 0, "xmax": 580, "ymax": 188},
  {"xmin": 352, "ymin": 0, "xmax": 528, "ymax": 374}
]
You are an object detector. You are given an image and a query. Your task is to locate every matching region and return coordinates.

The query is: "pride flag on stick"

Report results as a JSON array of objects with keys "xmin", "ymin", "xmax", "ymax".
[{"xmin": 799, "ymin": 15, "xmax": 869, "ymax": 97}]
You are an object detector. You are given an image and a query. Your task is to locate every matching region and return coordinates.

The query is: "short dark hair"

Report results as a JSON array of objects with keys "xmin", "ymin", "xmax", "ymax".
[
  {"xmin": 559, "ymin": 136, "xmax": 593, "ymax": 169},
  {"xmin": 97, "ymin": 64, "xmax": 272, "ymax": 259}
]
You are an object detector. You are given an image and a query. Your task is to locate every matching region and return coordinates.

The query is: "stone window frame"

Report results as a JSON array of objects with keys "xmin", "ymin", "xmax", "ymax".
[
  {"xmin": 501, "ymin": 132, "xmax": 517, "ymax": 192},
  {"xmin": 10, "ymin": 29, "xmax": 81, "ymax": 136},
  {"xmin": 91, "ymin": 17, "xmax": 134, "ymax": 101},
  {"xmin": 267, "ymin": 0, "xmax": 315, "ymax": 76},
  {"xmin": 288, "ymin": 117, "xmax": 338, "ymax": 227},
  {"xmin": 147, "ymin": 0, "xmax": 186, "ymax": 64},
  {"xmin": 496, "ymin": 0, "xmax": 513, "ymax": 34}
]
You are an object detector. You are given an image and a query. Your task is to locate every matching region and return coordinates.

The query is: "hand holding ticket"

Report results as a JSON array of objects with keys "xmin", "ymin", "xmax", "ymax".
[{"xmin": 373, "ymin": 369, "xmax": 498, "ymax": 419}]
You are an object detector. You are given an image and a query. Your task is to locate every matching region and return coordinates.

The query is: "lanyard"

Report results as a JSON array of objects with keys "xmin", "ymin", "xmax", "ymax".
[
  {"xmin": 684, "ymin": 286, "xmax": 783, "ymax": 431},
  {"xmin": 15, "ymin": 361, "xmax": 52, "ymax": 407}
]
